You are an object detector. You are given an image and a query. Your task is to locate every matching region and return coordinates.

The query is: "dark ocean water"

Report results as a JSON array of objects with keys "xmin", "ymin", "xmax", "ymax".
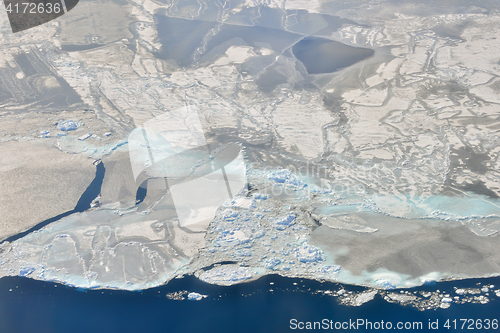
[{"xmin": 1, "ymin": 274, "xmax": 499, "ymax": 333}]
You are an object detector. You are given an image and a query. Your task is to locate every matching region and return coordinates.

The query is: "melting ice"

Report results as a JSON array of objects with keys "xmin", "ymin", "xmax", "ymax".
[{"xmin": 1, "ymin": 163, "xmax": 500, "ymax": 291}]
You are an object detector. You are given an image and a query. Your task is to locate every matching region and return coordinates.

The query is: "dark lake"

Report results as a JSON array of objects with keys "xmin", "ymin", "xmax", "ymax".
[
  {"xmin": 154, "ymin": 15, "xmax": 302, "ymax": 67},
  {"xmin": 292, "ymin": 37, "xmax": 374, "ymax": 74},
  {"xmin": 154, "ymin": 16, "xmax": 218, "ymax": 67}
]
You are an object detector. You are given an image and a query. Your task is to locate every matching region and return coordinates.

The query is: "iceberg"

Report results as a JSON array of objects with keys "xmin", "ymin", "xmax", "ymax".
[
  {"xmin": 57, "ymin": 120, "xmax": 80, "ymax": 131},
  {"xmin": 187, "ymin": 292, "xmax": 205, "ymax": 301},
  {"xmin": 78, "ymin": 133, "xmax": 91, "ymax": 141}
]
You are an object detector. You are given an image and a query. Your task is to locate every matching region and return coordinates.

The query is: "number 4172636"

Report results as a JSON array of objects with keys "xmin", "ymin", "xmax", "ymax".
[
  {"xmin": 5, "ymin": 2, "xmax": 62, "ymax": 14},
  {"xmin": 444, "ymin": 319, "xmax": 498, "ymax": 330}
]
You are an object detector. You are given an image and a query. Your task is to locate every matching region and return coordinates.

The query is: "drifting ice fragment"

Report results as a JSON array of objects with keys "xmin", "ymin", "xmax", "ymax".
[
  {"xmin": 296, "ymin": 245, "xmax": 323, "ymax": 263},
  {"xmin": 78, "ymin": 133, "xmax": 92, "ymax": 141},
  {"xmin": 40, "ymin": 130, "xmax": 50, "ymax": 138},
  {"xmin": 273, "ymin": 213, "xmax": 296, "ymax": 231},
  {"xmin": 353, "ymin": 290, "xmax": 377, "ymax": 306},
  {"xmin": 316, "ymin": 265, "xmax": 341, "ymax": 279},
  {"xmin": 57, "ymin": 120, "xmax": 80, "ymax": 131},
  {"xmin": 265, "ymin": 258, "xmax": 281, "ymax": 269},
  {"xmin": 266, "ymin": 169, "xmax": 306, "ymax": 187},
  {"xmin": 19, "ymin": 267, "xmax": 35, "ymax": 277},
  {"xmin": 187, "ymin": 292, "xmax": 206, "ymax": 301}
]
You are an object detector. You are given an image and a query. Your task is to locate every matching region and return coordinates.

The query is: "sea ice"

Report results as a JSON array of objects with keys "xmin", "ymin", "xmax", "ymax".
[
  {"xmin": 2, "ymin": 0, "xmax": 500, "ymax": 305},
  {"xmin": 272, "ymin": 213, "xmax": 296, "ymax": 230},
  {"xmin": 78, "ymin": 133, "xmax": 91, "ymax": 141},
  {"xmin": 198, "ymin": 265, "xmax": 256, "ymax": 286},
  {"xmin": 19, "ymin": 267, "xmax": 35, "ymax": 277},
  {"xmin": 57, "ymin": 120, "xmax": 80, "ymax": 131},
  {"xmin": 187, "ymin": 292, "xmax": 205, "ymax": 301},
  {"xmin": 353, "ymin": 290, "xmax": 377, "ymax": 306},
  {"xmin": 296, "ymin": 245, "xmax": 324, "ymax": 263},
  {"xmin": 265, "ymin": 258, "xmax": 281, "ymax": 269}
]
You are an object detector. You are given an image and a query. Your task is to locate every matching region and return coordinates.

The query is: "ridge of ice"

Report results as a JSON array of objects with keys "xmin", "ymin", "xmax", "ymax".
[
  {"xmin": 57, "ymin": 120, "xmax": 80, "ymax": 131},
  {"xmin": 198, "ymin": 265, "xmax": 256, "ymax": 286}
]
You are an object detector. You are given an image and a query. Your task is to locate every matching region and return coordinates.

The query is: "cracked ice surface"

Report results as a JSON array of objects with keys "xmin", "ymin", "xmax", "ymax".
[
  {"xmin": 0, "ymin": 208, "xmax": 189, "ymax": 290},
  {"xmin": 3, "ymin": 165, "xmax": 500, "ymax": 290},
  {"xmin": 1, "ymin": 0, "xmax": 500, "ymax": 293}
]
